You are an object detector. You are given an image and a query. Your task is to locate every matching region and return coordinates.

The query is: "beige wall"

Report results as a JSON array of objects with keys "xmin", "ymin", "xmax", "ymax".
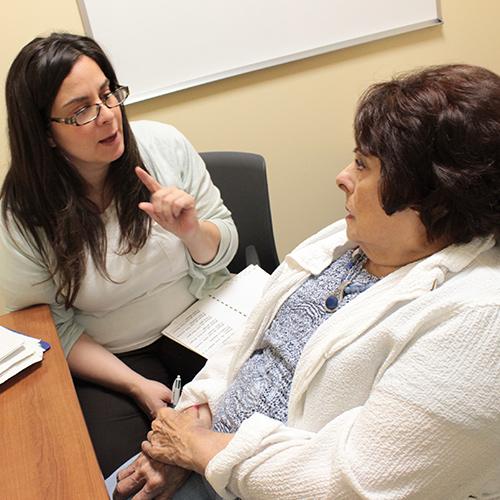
[{"xmin": 1, "ymin": 0, "xmax": 500, "ymax": 312}]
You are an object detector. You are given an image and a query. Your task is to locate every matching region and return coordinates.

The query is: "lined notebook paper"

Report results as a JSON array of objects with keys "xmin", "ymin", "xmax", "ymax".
[{"xmin": 162, "ymin": 265, "xmax": 270, "ymax": 359}]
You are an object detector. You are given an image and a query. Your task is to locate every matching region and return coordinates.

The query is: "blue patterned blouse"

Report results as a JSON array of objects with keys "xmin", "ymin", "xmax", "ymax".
[{"xmin": 212, "ymin": 248, "xmax": 379, "ymax": 433}]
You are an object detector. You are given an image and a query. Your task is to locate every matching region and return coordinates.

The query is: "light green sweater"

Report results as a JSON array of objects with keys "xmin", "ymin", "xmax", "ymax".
[{"xmin": 0, "ymin": 121, "xmax": 238, "ymax": 355}]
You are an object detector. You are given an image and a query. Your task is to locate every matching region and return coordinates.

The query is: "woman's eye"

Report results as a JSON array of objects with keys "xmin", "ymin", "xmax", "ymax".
[
  {"xmin": 354, "ymin": 158, "xmax": 365, "ymax": 170},
  {"xmin": 74, "ymin": 105, "xmax": 90, "ymax": 115},
  {"xmin": 101, "ymin": 89, "xmax": 113, "ymax": 100}
]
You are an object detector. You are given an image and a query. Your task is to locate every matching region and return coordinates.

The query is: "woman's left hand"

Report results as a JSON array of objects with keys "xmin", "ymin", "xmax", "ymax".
[
  {"xmin": 113, "ymin": 453, "xmax": 189, "ymax": 500},
  {"xmin": 142, "ymin": 405, "xmax": 233, "ymax": 475}
]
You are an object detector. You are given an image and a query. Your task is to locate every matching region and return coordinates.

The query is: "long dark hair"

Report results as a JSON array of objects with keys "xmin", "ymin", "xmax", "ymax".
[
  {"xmin": 355, "ymin": 64, "xmax": 500, "ymax": 244},
  {"xmin": 2, "ymin": 32, "xmax": 151, "ymax": 307}
]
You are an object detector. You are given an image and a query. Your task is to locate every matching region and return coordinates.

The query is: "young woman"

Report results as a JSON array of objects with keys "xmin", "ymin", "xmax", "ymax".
[{"xmin": 0, "ymin": 32, "xmax": 237, "ymax": 476}]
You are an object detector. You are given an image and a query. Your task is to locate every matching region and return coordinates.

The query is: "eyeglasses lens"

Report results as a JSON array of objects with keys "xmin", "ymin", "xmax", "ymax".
[{"xmin": 75, "ymin": 87, "xmax": 129, "ymax": 125}]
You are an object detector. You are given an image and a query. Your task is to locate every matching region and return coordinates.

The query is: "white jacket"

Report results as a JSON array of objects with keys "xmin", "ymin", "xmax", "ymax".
[{"xmin": 178, "ymin": 220, "xmax": 500, "ymax": 500}]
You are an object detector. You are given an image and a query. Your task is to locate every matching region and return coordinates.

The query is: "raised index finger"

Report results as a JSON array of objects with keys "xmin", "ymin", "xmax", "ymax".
[{"xmin": 135, "ymin": 166, "xmax": 162, "ymax": 193}]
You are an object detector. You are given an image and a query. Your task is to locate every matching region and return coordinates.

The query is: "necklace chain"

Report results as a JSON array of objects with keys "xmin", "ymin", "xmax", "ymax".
[{"xmin": 324, "ymin": 249, "xmax": 368, "ymax": 313}]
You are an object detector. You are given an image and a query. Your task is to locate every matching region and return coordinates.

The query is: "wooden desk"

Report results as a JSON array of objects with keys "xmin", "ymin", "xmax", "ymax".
[{"xmin": 0, "ymin": 305, "xmax": 108, "ymax": 499}]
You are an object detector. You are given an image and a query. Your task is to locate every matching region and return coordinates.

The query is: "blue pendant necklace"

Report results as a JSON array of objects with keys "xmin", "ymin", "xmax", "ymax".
[{"xmin": 324, "ymin": 248, "xmax": 368, "ymax": 313}]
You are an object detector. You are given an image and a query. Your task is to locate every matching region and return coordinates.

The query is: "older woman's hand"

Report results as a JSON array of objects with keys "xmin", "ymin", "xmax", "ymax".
[
  {"xmin": 113, "ymin": 452, "xmax": 189, "ymax": 500},
  {"xmin": 142, "ymin": 405, "xmax": 233, "ymax": 475}
]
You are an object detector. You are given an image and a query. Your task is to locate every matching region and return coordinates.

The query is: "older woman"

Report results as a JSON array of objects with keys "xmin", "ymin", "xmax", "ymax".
[{"xmin": 111, "ymin": 64, "xmax": 500, "ymax": 499}]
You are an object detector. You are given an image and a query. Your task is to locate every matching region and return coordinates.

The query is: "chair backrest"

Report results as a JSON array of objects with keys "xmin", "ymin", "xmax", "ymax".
[{"xmin": 200, "ymin": 151, "xmax": 280, "ymax": 275}]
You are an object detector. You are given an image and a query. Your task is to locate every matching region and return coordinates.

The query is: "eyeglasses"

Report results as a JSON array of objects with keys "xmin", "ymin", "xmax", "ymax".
[{"xmin": 50, "ymin": 86, "xmax": 129, "ymax": 126}]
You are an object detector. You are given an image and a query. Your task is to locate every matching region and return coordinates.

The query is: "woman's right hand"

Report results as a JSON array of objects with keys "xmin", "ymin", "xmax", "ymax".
[{"xmin": 129, "ymin": 377, "xmax": 172, "ymax": 419}]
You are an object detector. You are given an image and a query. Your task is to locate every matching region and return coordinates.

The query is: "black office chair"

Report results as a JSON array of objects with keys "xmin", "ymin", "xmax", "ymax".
[{"xmin": 200, "ymin": 151, "xmax": 280, "ymax": 275}]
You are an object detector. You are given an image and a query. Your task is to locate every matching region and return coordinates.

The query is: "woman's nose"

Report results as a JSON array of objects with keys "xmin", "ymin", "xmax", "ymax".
[
  {"xmin": 336, "ymin": 162, "xmax": 354, "ymax": 193},
  {"xmin": 96, "ymin": 102, "xmax": 114, "ymax": 124}
]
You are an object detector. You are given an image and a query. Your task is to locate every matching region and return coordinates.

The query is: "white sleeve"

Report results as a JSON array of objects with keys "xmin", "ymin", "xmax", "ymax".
[
  {"xmin": 175, "ymin": 273, "xmax": 283, "ymax": 414},
  {"xmin": 175, "ymin": 323, "xmax": 250, "ymax": 413},
  {"xmin": 205, "ymin": 304, "xmax": 500, "ymax": 500},
  {"xmin": 132, "ymin": 120, "xmax": 238, "ymax": 298},
  {"xmin": 171, "ymin": 123, "xmax": 238, "ymax": 274}
]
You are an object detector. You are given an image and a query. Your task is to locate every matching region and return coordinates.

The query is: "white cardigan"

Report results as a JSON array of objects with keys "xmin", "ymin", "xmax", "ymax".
[{"xmin": 178, "ymin": 220, "xmax": 500, "ymax": 500}]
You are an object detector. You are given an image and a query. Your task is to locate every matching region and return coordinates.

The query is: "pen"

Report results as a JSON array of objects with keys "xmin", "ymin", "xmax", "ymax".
[{"xmin": 171, "ymin": 375, "xmax": 182, "ymax": 407}]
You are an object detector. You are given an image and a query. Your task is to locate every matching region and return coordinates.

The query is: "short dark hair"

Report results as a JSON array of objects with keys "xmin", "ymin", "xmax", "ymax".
[
  {"xmin": 2, "ymin": 32, "xmax": 151, "ymax": 307},
  {"xmin": 354, "ymin": 64, "xmax": 500, "ymax": 244}
]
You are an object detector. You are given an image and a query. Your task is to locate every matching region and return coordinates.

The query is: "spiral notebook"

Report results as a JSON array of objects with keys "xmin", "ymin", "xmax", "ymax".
[{"xmin": 162, "ymin": 265, "xmax": 270, "ymax": 359}]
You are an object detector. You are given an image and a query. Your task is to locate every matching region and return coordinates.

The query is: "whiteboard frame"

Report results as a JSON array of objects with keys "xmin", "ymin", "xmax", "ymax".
[{"xmin": 77, "ymin": 0, "xmax": 442, "ymax": 104}]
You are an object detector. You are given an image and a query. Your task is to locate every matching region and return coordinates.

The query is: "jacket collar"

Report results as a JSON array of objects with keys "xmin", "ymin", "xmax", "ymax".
[{"xmin": 286, "ymin": 219, "xmax": 496, "ymax": 284}]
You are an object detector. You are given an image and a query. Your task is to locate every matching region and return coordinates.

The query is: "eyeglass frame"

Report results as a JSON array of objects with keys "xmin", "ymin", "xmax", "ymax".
[{"xmin": 49, "ymin": 86, "xmax": 129, "ymax": 126}]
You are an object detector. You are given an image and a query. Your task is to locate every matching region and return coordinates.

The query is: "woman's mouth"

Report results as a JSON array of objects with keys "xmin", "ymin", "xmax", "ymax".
[{"xmin": 99, "ymin": 131, "xmax": 118, "ymax": 144}]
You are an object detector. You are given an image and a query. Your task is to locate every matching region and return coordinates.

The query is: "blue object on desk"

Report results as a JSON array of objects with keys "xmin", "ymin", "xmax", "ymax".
[{"xmin": 38, "ymin": 340, "xmax": 51, "ymax": 352}]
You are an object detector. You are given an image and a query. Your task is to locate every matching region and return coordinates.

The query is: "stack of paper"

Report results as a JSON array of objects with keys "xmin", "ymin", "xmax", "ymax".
[{"xmin": 0, "ymin": 326, "xmax": 50, "ymax": 384}]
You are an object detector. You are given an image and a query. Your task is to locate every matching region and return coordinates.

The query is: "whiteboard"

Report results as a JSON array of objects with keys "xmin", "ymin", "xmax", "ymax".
[{"xmin": 78, "ymin": 0, "xmax": 442, "ymax": 104}]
